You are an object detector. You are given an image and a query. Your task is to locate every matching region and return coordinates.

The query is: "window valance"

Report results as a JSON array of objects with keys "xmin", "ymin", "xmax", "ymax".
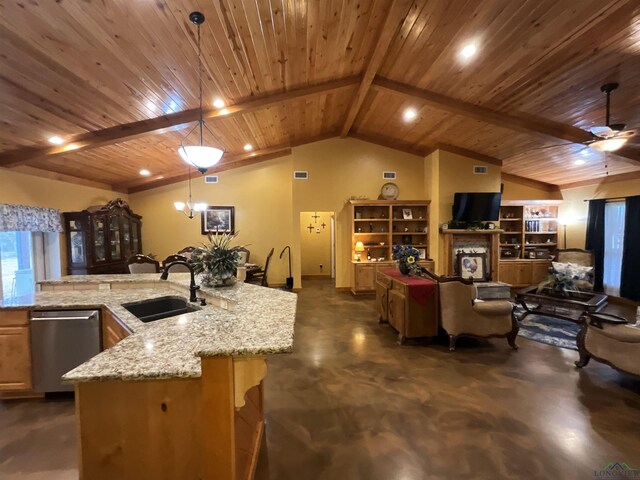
[{"xmin": 0, "ymin": 203, "xmax": 64, "ymax": 233}]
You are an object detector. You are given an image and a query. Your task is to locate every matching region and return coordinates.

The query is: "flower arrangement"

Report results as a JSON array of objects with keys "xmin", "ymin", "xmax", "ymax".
[
  {"xmin": 392, "ymin": 244, "xmax": 421, "ymax": 275},
  {"xmin": 191, "ymin": 232, "xmax": 242, "ymax": 287}
]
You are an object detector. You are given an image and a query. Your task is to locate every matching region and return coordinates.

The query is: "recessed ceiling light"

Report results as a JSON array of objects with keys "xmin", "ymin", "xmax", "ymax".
[
  {"xmin": 48, "ymin": 136, "xmax": 64, "ymax": 145},
  {"xmin": 139, "ymin": 169, "xmax": 151, "ymax": 176},
  {"xmin": 574, "ymin": 159, "xmax": 586, "ymax": 166},
  {"xmin": 213, "ymin": 98, "xmax": 225, "ymax": 109},
  {"xmin": 460, "ymin": 43, "xmax": 477, "ymax": 59},
  {"xmin": 243, "ymin": 144, "xmax": 253, "ymax": 151},
  {"xmin": 403, "ymin": 108, "xmax": 418, "ymax": 122}
]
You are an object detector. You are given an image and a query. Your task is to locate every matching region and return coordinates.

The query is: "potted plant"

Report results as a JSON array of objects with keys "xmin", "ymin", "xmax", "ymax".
[
  {"xmin": 191, "ymin": 232, "xmax": 243, "ymax": 287},
  {"xmin": 391, "ymin": 244, "xmax": 421, "ymax": 275}
]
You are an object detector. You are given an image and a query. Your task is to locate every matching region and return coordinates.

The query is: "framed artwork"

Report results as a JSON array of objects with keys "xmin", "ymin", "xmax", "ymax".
[
  {"xmin": 457, "ymin": 252, "xmax": 487, "ymax": 281},
  {"xmin": 201, "ymin": 206, "xmax": 235, "ymax": 235},
  {"xmin": 402, "ymin": 208, "xmax": 413, "ymax": 219},
  {"xmin": 417, "ymin": 248, "xmax": 427, "ymax": 260}
]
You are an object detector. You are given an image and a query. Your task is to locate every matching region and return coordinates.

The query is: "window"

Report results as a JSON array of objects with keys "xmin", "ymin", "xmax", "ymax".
[
  {"xmin": 0, "ymin": 231, "xmax": 61, "ymax": 301},
  {"xmin": 603, "ymin": 202, "xmax": 626, "ymax": 296}
]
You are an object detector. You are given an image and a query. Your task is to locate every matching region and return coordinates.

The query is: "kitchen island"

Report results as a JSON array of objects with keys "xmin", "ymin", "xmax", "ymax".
[{"xmin": 0, "ymin": 273, "xmax": 297, "ymax": 480}]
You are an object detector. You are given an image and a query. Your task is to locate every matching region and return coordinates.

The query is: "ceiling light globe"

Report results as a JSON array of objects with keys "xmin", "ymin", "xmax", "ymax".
[
  {"xmin": 178, "ymin": 145, "xmax": 224, "ymax": 173},
  {"xmin": 589, "ymin": 137, "xmax": 627, "ymax": 152},
  {"xmin": 174, "ymin": 202, "xmax": 186, "ymax": 211},
  {"xmin": 193, "ymin": 203, "xmax": 208, "ymax": 212}
]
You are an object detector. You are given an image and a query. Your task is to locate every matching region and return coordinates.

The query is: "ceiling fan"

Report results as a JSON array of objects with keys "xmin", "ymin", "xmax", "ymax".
[
  {"xmin": 523, "ymin": 83, "xmax": 638, "ymax": 155},
  {"xmin": 585, "ymin": 83, "xmax": 637, "ymax": 152}
]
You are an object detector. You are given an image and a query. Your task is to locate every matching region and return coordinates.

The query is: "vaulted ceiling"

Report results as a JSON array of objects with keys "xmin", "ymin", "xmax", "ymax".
[{"xmin": 1, "ymin": 0, "xmax": 639, "ymax": 192}]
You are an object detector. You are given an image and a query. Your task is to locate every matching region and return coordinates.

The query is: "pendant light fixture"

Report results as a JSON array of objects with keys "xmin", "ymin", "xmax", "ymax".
[
  {"xmin": 174, "ymin": 164, "xmax": 207, "ymax": 218},
  {"xmin": 178, "ymin": 11, "xmax": 224, "ymax": 174}
]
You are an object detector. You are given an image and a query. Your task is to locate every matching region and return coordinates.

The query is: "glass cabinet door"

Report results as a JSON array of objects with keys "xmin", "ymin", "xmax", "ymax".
[
  {"xmin": 109, "ymin": 216, "xmax": 121, "ymax": 261},
  {"xmin": 131, "ymin": 221, "xmax": 140, "ymax": 254},
  {"xmin": 68, "ymin": 220, "xmax": 85, "ymax": 264},
  {"xmin": 122, "ymin": 218, "xmax": 131, "ymax": 259},
  {"xmin": 93, "ymin": 215, "xmax": 106, "ymax": 262}
]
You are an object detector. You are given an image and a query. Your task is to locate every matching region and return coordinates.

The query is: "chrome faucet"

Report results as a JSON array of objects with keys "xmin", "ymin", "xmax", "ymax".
[{"xmin": 160, "ymin": 261, "xmax": 199, "ymax": 302}]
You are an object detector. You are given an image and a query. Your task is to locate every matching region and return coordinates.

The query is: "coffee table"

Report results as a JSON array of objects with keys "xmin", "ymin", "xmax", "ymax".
[{"xmin": 515, "ymin": 286, "xmax": 608, "ymax": 323}]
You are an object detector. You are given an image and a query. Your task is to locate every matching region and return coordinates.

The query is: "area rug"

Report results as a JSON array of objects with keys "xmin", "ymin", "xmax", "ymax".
[{"xmin": 516, "ymin": 313, "xmax": 581, "ymax": 350}]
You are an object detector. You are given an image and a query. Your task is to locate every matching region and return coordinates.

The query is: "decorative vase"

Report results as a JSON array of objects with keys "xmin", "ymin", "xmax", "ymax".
[
  {"xmin": 199, "ymin": 271, "xmax": 237, "ymax": 288},
  {"xmin": 398, "ymin": 261, "xmax": 410, "ymax": 275}
]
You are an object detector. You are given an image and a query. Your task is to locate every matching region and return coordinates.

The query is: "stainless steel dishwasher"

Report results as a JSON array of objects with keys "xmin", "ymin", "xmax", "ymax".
[{"xmin": 31, "ymin": 310, "xmax": 101, "ymax": 392}]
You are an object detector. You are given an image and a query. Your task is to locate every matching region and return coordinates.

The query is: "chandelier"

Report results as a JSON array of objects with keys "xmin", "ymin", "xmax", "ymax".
[
  {"xmin": 177, "ymin": 11, "xmax": 224, "ymax": 174},
  {"xmin": 174, "ymin": 166, "xmax": 207, "ymax": 218}
]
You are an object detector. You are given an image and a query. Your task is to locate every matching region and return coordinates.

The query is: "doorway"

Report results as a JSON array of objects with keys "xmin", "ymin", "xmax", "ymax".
[{"xmin": 299, "ymin": 212, "xmax": 335, "ymax": 282}]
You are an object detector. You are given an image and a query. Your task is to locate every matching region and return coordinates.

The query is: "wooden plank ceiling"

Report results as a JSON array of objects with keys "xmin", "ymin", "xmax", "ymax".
[{"xmin": 0, "ymin": 0, "xmax": 639, "ymax": 192}]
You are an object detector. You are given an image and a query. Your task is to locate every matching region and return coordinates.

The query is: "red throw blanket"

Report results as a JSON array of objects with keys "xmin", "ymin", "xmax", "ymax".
[{"xmin": 381, "ymin": 268, "xmax": 436, "ymax": 305}]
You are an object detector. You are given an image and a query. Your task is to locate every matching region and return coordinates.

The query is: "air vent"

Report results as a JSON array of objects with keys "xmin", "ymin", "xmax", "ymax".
[
  {"xmin": 204, "ymin": 175, "xmax": 219, "ymax": 184},
  {"xmin": 473, "ymin": 165, "xmax": 488, "ymax": 174},
  {"xmin": 293, "ymin": 171, "xmax": 309, "ymax": 179},
  {"xmin": 383, "ymin": 171, "xmax": 396, "ymax": 180}
]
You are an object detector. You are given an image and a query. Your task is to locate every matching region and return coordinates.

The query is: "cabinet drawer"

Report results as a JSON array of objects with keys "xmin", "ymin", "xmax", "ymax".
[
  {"xmin": 376, "ymin": 270, "xmax": 392, "ymax": 287},
  {"xmin": 0, "ymin": 310, "xmax": 29, "ymax": 327},
  {"xmin": 391, "ymin": 280, "xmax": 406, "ymax": 295}
]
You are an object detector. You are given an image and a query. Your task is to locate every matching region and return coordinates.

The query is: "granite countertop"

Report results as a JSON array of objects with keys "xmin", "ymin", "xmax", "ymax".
[{"xmin": 0, "ymin": 274, "xmax": 297, "ymax": 383}]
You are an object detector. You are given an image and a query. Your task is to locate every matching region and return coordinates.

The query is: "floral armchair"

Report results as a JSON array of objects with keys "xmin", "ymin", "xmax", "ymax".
[{"xmin": 538, "ymin": 249, "xmax": 595, "ymax": 294}]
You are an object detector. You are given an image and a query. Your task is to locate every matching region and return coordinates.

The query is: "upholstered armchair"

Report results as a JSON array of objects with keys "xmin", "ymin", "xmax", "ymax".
[
  {"xmin": 556, "ymin": 248, "xmax": 594, "ymax": 266},
  {"xmin": 438, "ymin": 277, "xmax": 519, "ymax": 351},
  {"xmin": 576, "ymin": 313, "xmax": 640, "ymax": 377},
  {"xmin": 545, "ymin": 248, "xmax": 595, "ymax": 292}
]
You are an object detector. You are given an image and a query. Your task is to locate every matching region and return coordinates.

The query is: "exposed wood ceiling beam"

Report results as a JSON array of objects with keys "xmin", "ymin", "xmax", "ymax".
[
  {"xmin": 0, "ymin": 77, "xmax": 359, "ymax": 169},
  {"xmin": 340, "ymin": 0, "xmax": 414, "ymax": 138},
  {"xmin": 501, "ymin": 172, "xmax": 561, "ymax": 192},
  {"xmin": 371, "ymin": 77, "xmax": 640, "ymax": 166},
  {"xmin": 558, "ymin": 170, "xmax": 640, "ymax": 190},
  {"xmin": 436, "ymin": 144, "xmax": 503, "ymax": 167},
  {"xmin": 4, "ymin": 165, "xmax": 124, "ymax": 192},
  {"xmin": 126, "ymin": 147, "xmax": 292, "ymax": 194}
]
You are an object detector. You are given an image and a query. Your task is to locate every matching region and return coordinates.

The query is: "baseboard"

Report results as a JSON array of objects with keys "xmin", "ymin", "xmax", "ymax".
[{"xmin": 301, "ymin": 275, "xmax": 332, "ymax": 279}]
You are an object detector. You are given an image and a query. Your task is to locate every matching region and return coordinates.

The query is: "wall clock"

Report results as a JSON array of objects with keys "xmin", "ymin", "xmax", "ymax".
[{"xmin": 380, "ymin": 182, "xmax": 399, "ymax": 200}]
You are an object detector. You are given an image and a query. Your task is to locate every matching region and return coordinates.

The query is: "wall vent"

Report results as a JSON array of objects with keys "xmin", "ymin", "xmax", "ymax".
[
  {"xmin": 293, "ymin": 171, "xmax": 309, "ymax": 179},
  {"xmin": 473, "ymin": 165, "xmax": 488, "ymax": 174},
  {"xmin": 204, "ymin": 175, "xmax": 219, "ymax": 184},
  {"xmin": 383, "ymin": 171, "xmax": 396, "ymax": 180}
]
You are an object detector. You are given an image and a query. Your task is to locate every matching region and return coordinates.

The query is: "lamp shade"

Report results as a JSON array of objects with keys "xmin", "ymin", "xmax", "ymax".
[
  {"xmin": 178, "ymin": 145, "xmax": 224, "ymax": 173},
  {"xmin": 589, "ymin": 137, "xmax": 627, "ymax": 152},
  {"xmin": 355, "ymin": 241, "xmax": 365, "ymax": 252}
]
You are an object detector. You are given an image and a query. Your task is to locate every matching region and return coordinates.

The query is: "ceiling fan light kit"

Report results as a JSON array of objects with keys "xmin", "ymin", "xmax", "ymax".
[
  {"xmin": 589, "ymin": 137, "xmax": 628, "ymax": 152},
  {"xmin": 177, "ymin": 11, "xmax": 224, "ymax": 175},
  {"xmin": 586, "ymin": 82, "xmax": 635, "ymax": 153}
]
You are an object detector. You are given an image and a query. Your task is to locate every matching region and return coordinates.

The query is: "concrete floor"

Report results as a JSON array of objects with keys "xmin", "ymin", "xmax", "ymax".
[{"xmin": 1, "ymin": 278, "xmax": 639, "ymax": 479}]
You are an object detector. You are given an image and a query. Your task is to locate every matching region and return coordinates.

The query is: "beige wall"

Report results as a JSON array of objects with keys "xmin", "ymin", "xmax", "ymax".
[
  {"xmin": 501, "ymin": 178, "xmax": 563, "ymax": 201},
  {"xmin": 0, "ymin": 168, "xmax": 128, "ymax": 273},
  {"xmin": 290, "ymin": 137, "xmax": 426, "ymax": 288},
  {"xmin": 299, "ymin": 211, "xmax": 332, "ymax": 276},
  {"xmin": 128, "ymin": 157, "xmax": 294, "ymax": 285},
  {"xmin": 560, "ymin": 177, "xmax": 640, "ymax": 249}
]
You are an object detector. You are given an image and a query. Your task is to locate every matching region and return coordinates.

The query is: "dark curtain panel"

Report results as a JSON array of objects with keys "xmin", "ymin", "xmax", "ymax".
[
  {"xmin": 620, "ymin": 196, "xmax": 640, "ymax": 301},
  {"xmin": 585, "ymin": 199, "xmax": 606, "ymax": 292}
]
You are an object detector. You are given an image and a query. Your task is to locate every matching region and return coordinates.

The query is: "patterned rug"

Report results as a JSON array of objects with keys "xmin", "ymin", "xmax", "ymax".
[{"xmin": 516, "ymin": 313, "xmax": 581, "ymax": 350}]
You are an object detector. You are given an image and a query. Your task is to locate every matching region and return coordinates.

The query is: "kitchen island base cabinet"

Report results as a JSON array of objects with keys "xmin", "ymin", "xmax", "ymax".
[
  {"xmin": 0, "ymin": 310, "xmax": 33, "ymax": 394},
  {"xmin": 75, "ymin": 356, "xmax": 266, "ymax": 480}
]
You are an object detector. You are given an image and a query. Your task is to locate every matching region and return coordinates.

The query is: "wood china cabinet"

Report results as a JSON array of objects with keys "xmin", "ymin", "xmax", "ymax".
[{"xmin": 63, "ymin": 198, "xmax": 143, "ymax": 275}]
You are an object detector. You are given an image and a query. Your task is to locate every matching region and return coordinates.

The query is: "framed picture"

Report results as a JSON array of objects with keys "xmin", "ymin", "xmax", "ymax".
[
  {"xmin": 402, "ymin": 208, "xmax": 413, "ymax": 219},
  {"xmin": 417, "ymin": 248, "xmax": 427, "ymax": 260},
  {"xmin": 457, "ymin": 252, "xmax": 487, "ymax": 281},
  {"xmin": 201, "ymin": 206, "xmax": 235, "ymax": 235}
]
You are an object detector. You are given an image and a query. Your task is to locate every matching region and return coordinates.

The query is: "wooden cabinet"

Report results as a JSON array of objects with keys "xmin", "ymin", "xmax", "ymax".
[
  {"xmin": 353, "ymin": 260, "xmax": 435, "ymax": 294},
  {"xmin": 375, "ymin": 269, "xmax": 438, "ymax": 343},
  {"xmin": 0, "ymin": 310, "xmax": 32, "ymax": 392},
  {"xmin": 64, "ymin": 198, "xmax": 142, "ymax": 275},
  {"xmin": 499, "ymin": 260, "xmax": 552, "ymax": 288},
  {"xmin": 102, "ymin": 309, "xmax": 131, "ymax": 350},
  {"xmin": 349, "ymin": 200, "xmax": 431, "ymax": 293}
]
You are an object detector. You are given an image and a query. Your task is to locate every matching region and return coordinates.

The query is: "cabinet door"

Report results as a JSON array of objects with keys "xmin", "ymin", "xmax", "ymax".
[
  {"xmin": 0, "ymin": 326, "xmax": 32, "ymax": 391},
  {"xmin": 354, "ymin": 265, "xmax": 375, "ymax": 292},
  {"xmin": 375, "ymin": 281, "xmax": 389, "ymax": 322},
  {"xmin": 531, "ymin": 261, "xmax": 552, "ymax": 285},
  {"xmin": 102, "ymin": 310, "xmax": 131, "ymax": 350},
  {"xmin": 388, "ymin": 290, "xmax": 405, "ymax": 335}
]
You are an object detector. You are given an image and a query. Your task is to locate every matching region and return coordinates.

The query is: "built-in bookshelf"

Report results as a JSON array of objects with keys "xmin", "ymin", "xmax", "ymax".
[{"xmin": 499, "ymin": 201, "xmax": 561, "ymax": 260}]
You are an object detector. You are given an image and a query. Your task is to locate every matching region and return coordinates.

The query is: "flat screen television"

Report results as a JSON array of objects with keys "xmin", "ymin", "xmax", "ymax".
[{"xmin": 452, "ymin": 192, "xmax": 502, "ymax": 222}]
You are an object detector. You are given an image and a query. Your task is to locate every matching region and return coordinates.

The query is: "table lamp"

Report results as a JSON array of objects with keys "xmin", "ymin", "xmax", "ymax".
[{"xmin": 354, "ymin": 241, "xmax": 365, "ymax": 261}]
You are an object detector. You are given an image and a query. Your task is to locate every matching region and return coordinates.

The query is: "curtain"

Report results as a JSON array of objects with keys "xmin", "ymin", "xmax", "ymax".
[
  {"xmin": 620, "ymin": 196, "xmax": 640, "ymax": 301},
  {"xmin": 585, "ymin": 199, "xmax": 606, "ymax": 292},
  {"xmin": 0, "ymin": 204, "xmax": 63, "ymax": 233},
  {"xmin": 603, "ymin": 202, "xmax": 625, "ymax": 296}
]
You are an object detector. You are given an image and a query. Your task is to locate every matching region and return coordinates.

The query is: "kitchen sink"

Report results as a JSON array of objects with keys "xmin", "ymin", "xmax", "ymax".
[{"xmin": 122, "ymin": 296, "xmax": 200, "ymax": 323}]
